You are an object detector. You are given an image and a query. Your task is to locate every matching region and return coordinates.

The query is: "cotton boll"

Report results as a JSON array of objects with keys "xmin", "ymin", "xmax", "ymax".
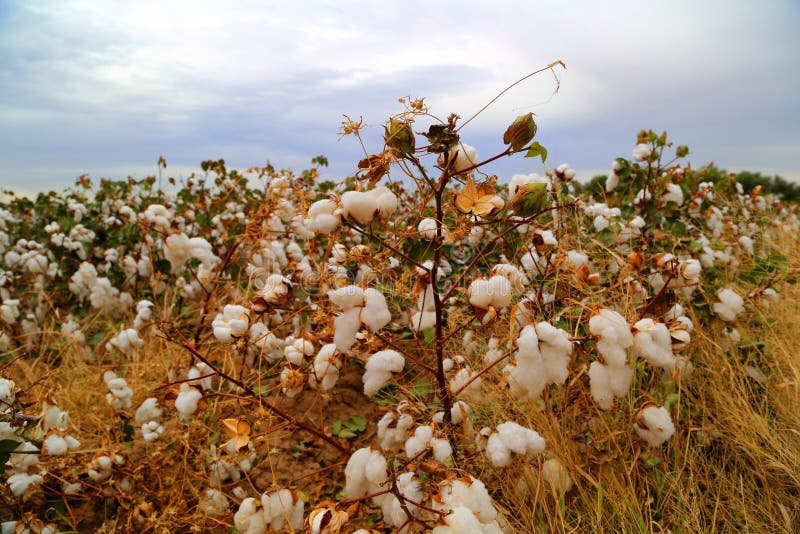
[
  {"xmin": 262, "ymin": 489, "xmax": 305, "ymax": 531},
  {"xmin": 435, "ymin": 477, "xmax": 498, "ymax": 525},
  {"xmin": 43, "ymin": 434, "xmax": 69, "ymax": 456},
  {"xmin": 496, "ymin": 422, "xmax": 546, "ymax": 456},
  {"xmin": 104, "ymin": 371, "xmax": 134, "ymax": 410},
  {"xmin": 200, "ymin": 489, "xmax": 230, "ymax": 516},
  {"xmin": 212, "ymin": 304, "xmax": 250, "ymax": 343},
  {"xmin": 633, "ymin": 143, "xmax": 653, "ymax": 161},
  {"xmin": 634, "ymin": 403, "xmax": 675, "ymax": 447},
  {"xmin": 328, "ymin": 285, "xmax": 366, "ymax": 310},
  {"xmin": 588, "ymin": 361, "xmax": 632, "ymax": 410},
  {"xmin": 363, "ymin": 350, "xmax": 405, "ymax": 396},
  {"xmin": 374, "ymin": 187, "xmax": 398, "ymax": 219},
  {"xmin": 341, "ymin": 190, "xmax": 378, "ymax": 225},
  {"xmin": 410, "ymin": 310, "xmax": 436, "ymax": 332},
  {"xmin": 418, "ymin": 218, "xmax": 438, "ymax": 240},
  {"xmin": 134, "ymin": 398, "xmax": 162, "ymax": 424},
  {"xmin": 234, "ymin": 498, "xmax": 267, "ymax": 534},
  {"xmin": 467, "ymin": 279, "xmax": 493, "ymax": 309},
  {"xmin": 589, "ymin": 309, "xmax": 633, "ymax": 367},
  {"xmin": 311, "ymin": 343, "xmax": 341, "ymax": 391},
  {"xmin": 308, "ymin": 199, "xmax": 341, "ymax": 234},
  {"xmin": 660, "ymin": 183, "xmax": 684, "ymax": 205},
  {"xmin": 377, "ymin": 411, "xmax": 415, "ymax": 451},
  {"xmin": 541, "ymin": 458, "xmax": 573, "ymax": 494},
  {"xmin": 360, "ymin": 288, "xmax": 391, "ymax": 332},
  {"xmin": 7, "ymin": 472, "xmax": 43, "ymax": 497},
  {"xmin": 345, "ymin": 447, "xmax": 387, "ymax": 498},
  {"xmin": 175, "ymin": 384, "xmax": 203, "ymax": 419},
  {"xmin": 334, "ymin": 307, "xmax": 361, "ymax": 353},
  {"xmin": 450, "ymin": 367, "xmax": 482, "ymax": 403},
  {"xmin": 187, "ymin": 362, "xmax": 215, "ymax": 390},
  {"xmin": 485, "ymin": 433, "xmax": 512, "ymax": 467},
  {"xmin": 713, "ymin": 288, "xmax": 744, "ymax": 322},
  {"xmin": 431, "ymin": 438, "xmax": 453, "ymax": 462},
  {"xmin": 445, "ymin": 143, "xmax": 479, "ymax": 174},
  {"xmin": 141, "ymin": 421, "xmax": 164, "ymax": 442},
  {"xmin": 632, "ymin": 318, "xmax": 676, "ymax": 371},
  {"xmin": 252, "ymin": 274, "xmax": 293, "ymax": 309},
  {"xmin": 405, "ymin": 425, "xmax": 434, "ymax": 459}
]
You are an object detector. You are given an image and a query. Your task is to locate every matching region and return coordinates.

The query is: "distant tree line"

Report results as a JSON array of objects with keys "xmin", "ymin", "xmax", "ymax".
[{"xmin": 579, "ymin": 168, "xmax": 800, "ymax": 202}]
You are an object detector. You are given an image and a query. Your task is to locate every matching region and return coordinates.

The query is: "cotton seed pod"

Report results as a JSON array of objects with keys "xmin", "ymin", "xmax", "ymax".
[
  {"xmin": 669, "ymin": 327, "xmax": 691, "ymax": 351},
  {"xmin": 634, "ymin": 402, "xmax": 675, "ymax": 447},
  {"xmin": 308, "ymin": 506, "xmax": 349, "ymax": 534},
  {"xmin": 627, "ymin": 250, "xmax": 645, "ymax": 270}
]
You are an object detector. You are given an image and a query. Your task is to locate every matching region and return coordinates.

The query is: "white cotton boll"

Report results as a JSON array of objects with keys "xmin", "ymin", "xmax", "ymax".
[
  {"xmin": 418, "ymin": 218, "xmax": 438, "ymax": 240},
  {"xmin": 606, "ymin": 171, "xmax": 620, "ymax": 192},
  {"xmin": 334, "ymin": 307, "xmax": 361, "ymax": 353},
  {"xmin": 308, "ymin": 199, "xmax": 341, "ymax": 234},
  {"xmin": 65, "ymin": 435, "xmax": 80, "ymax": 451},
  {"xmin": 175, "ymin": 384, "xmax": 203, "ymax": 419},
  {"xmin": 341, "ymin": 190, "xmax": 378, "ymax": 225},
  {"xmin": 445, "ymin": 143, "xmax": 479, "ymax": 174},
  {"xmin": 632, "ymin": 318, "xmax": 676, "ymax": 371},
  {"xmin": 262, "ymin": 489, "xmax": 305, "ymax": 531},
  {"xmin": 450, "ymin": 367, "xmax": 482, "ymax": 402},
  {"xmin": 328, "ymin": 285, "xmax": 366, "ymax": 310},
  {"xmin": 200, "ymin": 489, "xmax": 230, "ymax": 516},
  {"xmin": 436, "ymin": 477, "xmax": 498, "ymax": 525},
  {"xmin": 141, "ymin": 421, "xmax": 164, "ymax": 442},
  {"xmin": 8, "ymin": 473, "xmax": 43, "ymax": 497},
  {"xmin": 485, "ymin": 433, "xmax": 512, "ymax": 467},
  {"xmin": 738, "ymin": 235, "xmax": 754, "ymax": 255},
  {"xmin": 363, "ymin": 349, "xmax": 405, "ymax": 396},
  {"xmin": 43, "ymin": 434, "xmax": 68, "ymax": 456},
  {"xmin": 361, "ymin": 288, "xmax": 391, "ymax": 332},
  {"xmin": 405, "ymin": 425, "xmax": 434, "ymax": 459},
  {"xmin": 374, "ymin": 187, "xmax": 398, "ymax": 218},
  {"xmin": 378, "ymin": 411, "xmax": 415, "ymax": 451},
  {"xmin": 432, "ymin": 506, "xmax": 498, "ymax": 534},
  {"xmin": 311, "ymin": 343, "xmax": 341, "ymax": 391},
  {"xmin": 187, "ymin": 362, "xmax": 214, "ymax": 390},
  {"xmin": 410, "ymin": 309, "xmax": 436, "ymax": 332},
  {"xmin": 234, "ymin": 498, "xmax": 267, "ymax": 534},
  {"xmin": 713, "ymin": 288, "xmax": 745, "ymax": 322},
  {"xmin": 496, "ymin": 422, "xmax": 546, "ymax": 456},
  {"xmin": 632, "ymin": 143, "xmax": 653, "ymax": 161},
  {"xmin": 589, "ymin": 309, "xmax": 633, "ymax": 367},
  {"xmin": 588, "ymin": 361, "xmax": 632, "ymax": 410},
  {"xmin": 467, "ymin": 279, "xmax": 493, "ymax": 309},
  {"xmin": 535, "ymin": 321, "xmax": 573, "ymax": 385},
  {"xmin": 133, "ymin": 300, "xmax": 153, "ymax": 330},
  {"xmin": 431, "ymin": 438, "xmax": 453, "ymax": 462},
  {"xmin": 212, "ymin": 304, "xmax": 250, "ymax": 343},
  {"xmin": 344, "ymin": 447, "xmax": 372, "ymax": 497},
  {"xmin": 491, "ymin": 263, "xmax": 528, "ymax": 292},
  {"xmin": 509, "ymin": 173, "xmax": 547, "ymax": 198},
  {"xmin": 634, "ymin": 403, "xmax": 675, "ymax": 447},
  {"xmin": 105, "ymin": 328, "xmax": 144, "ymax": 355},
  {"xmin": 255, "ymin": 274, "xmax": 293, "ymax": 306},
  {"xmin": 541, "ymin": 458, "xmax": 573, "ymax": 493},
  {"xmin": 104, "ymin": 371, "xmax": 133, "ymax": 410},
  {"xmin": 661, "ymin": 183, "xmax": 684, "ymax": 206}
]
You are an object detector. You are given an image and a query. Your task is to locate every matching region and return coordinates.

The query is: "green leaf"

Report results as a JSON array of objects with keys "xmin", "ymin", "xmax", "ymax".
[
  {"xmin": 89, "ymin": 332, "xmax": 104, "ymax": 346},
  {"xmin": 525, "ymin": 141, "xmax": 548, "ymax": 163},
  {"xmin": 0, "ymin": 439, "xmax": 22, "ymax": 473}
]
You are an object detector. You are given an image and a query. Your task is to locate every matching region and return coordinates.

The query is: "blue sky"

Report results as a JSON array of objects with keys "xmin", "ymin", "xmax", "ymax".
[{"xmin": 1, "ymin": 0, "xmax": 798, "ymax": 193}]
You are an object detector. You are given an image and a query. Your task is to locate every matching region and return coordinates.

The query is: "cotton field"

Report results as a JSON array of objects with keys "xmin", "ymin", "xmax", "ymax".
[{"xmin": 0, "ymin": 108, "xmax": 798, "ymax": 532}]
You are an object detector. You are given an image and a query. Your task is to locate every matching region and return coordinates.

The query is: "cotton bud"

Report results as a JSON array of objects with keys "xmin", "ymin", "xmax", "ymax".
[{"xmin": 634, "ymin": 402, "xmax": 675, "ymax": 447}]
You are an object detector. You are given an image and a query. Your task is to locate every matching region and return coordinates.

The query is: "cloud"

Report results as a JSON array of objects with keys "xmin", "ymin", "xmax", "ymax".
[{"xmin": 0, "ymin": 0, "xmax": 798, "ymax": 190}]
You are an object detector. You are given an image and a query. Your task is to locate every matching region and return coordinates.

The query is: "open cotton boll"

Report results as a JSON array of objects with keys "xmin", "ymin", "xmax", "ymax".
[
  {"xmin": 334, "ymin": 307, "xmax": 361, "ymax": 353},
  {"xmin": 660, "ymin": 183, "xmax": 684, "ymax": 205},
  {"xmin": 311, "ymin": 343, "xmax": 341, "ymax": 391},
  {"xmin": 262, "ymin": 489, "xmax": 305, "ymax": 531},
  {"xmin": 588, "ymin": 361, "xmax": 633, "ymax": 410},
  {"xmin": 379, "ymin": 472, "xmax": 424, "ymax": 527},
  {"xmin": 450, "ymin": 367, "xmax": 482, "ymax": 402},
  {"xmin": 405, "ymin": 425, "xmax": 434, "ymax": 459},
  {"xmin": 187, "ymin": 362, "xmax": 215, "ymax": 390},
  {"xmin": 328, "ymin": 285, "xmax": 366, "ymax": 310},
  {"xmin": 8, "ymin": 472, "xmax": 44, "ymax": 497},
  {"xmin": 363, "ymin": 350, "xmax": 405, "ymax": 396},
  {"xmin": 43, "ymin": 434, "xmax": 71, "ymax": 456},
  {"xmin": 589, "ymin": 309, "xmax": 633, "ymax": 367},
  {"xmin": 200, "ymin": 489, "xmax": 230, "ymax": 516},
  {"xmin": 634, "ymin": 403, "xmax": 675, "ymax": 447},
  {"xmin": 418, "ymin": 218, "xmax": 438, "ymax": 240},
  {"xmin": 410, "ymin": 310, "xmax": 436, "ymax": 332},
  {"xmin": 374, "ymin": 187, "xmax": 398, "ymax": 218},
  {"xmin": 175, "ymin": 384, "xmax": 203, "ymax": 420},
  {"xmin": 377, "ymin": 411, "xmax": 415, "ymax": 451},
  {"xmin": 212, "ymin": 305, "xmax": 250, "ymax": 343},
  {"xmin": 345, "ymin": 447, "xmax": 387, "ymax": 498},
  {"xmin": 632, "ymin": 318, "xmax": 676, "ymax": 371},
  {"xmin": 713, "ymin": 288, "xmax": 745, "ymax": 322},
  {"xmin": 307, "ymin": 198, "xmax": 340, "ymax": 234},
  {"xmin": 252, "ymin": 274, "xmax": 292, "ymax": 308},
  {"xmin": 633, "ymin": 143, "xmax": 653, "ymax": 161},
  {"xmin": 234, "ymin": 498, "xmax": 267, "ymax": 534},
  {"xmin": 341, "ymin": 190, "xmax": 378, "ymax": 225},
  {"xmin": 360, "ymin": 288, "xmax": 391, "ymax": 332},
  {"xmin": 434, "ymin": 476, "xmax": 499, "ymax": 526},
  {"xmin": 105, "ymin": 328, "xmax": 143, "ymax": 355},
  {"xmin": 491, "ymin": 263, "xmax": 528, "ymax": 292},
  {"xmin": 104, "ymin": 371, "xmax": 134, "ymax": 410},
  {"xmin": 484, "ymin": 422, "xmax": 546, "ymax": 467},
  {"xmin": 445, "ymin": 143, "xmax": 478, "ymax": 174},
  {"xmin": 141, "ymin": 421, "xmax": 164, "ymax": 442},
  {"xmin": 541, "ymin": 458, "xmax": 573, "ymax": 494},
  {"xmin": 432, "ymin": 505, "xmax": 503, "ymax": 534}
]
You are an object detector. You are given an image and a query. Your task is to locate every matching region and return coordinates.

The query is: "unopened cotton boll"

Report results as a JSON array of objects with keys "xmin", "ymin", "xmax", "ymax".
[
  {"xmin": 713, "ymin": 288, "xmax": 744, "ymax": 322},
  {"xmin": 634, "ymin": 403, "xmax": 675, "ymax": 447},
  {"xmin": 363, "ymin": 349, "xmax": 405, "ymax": 396}
]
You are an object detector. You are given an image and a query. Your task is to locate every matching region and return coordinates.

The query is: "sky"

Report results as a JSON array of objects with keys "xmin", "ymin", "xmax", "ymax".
[{"xmin": 1, "ymin": 0, "xmax": 799, "ymax": 194}]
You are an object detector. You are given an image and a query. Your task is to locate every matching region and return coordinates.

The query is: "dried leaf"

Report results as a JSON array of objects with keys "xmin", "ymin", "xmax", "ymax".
[{"xmin": 455, "ymin": 176, "xmax": 503, "ymax": 217}]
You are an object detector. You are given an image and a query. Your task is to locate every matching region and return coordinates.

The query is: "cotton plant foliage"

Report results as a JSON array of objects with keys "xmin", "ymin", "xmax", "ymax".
[{"xmin": 0, "ymin": 94, "xmax": 795, "ymax": 533}]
